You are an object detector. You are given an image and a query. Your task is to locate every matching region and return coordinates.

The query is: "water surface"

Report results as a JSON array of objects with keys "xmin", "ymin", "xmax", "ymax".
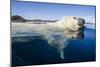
[{"xmin": 12, "ymin": 28, "xmax": 96, "ymax": 66}]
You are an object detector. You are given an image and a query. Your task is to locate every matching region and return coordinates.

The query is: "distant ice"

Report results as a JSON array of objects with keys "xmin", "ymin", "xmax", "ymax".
[{"xmin": 85, "ymin": 22, "xmax": 95, "ymax": 29}]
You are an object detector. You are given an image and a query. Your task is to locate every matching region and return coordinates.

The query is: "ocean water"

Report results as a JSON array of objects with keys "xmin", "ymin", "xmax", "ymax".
[{"xmin": 12, "ymin": 28, "xmax": 96, "ymax": 66}]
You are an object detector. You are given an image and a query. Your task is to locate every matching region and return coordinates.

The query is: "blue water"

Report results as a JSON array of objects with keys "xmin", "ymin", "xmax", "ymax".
[{"xmin": 12, "ymin": 28, "xmax": 96, "ymax": 66}]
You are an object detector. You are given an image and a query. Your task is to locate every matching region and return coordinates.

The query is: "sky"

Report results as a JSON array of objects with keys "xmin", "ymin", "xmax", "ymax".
[{"xmin": 12, "ymin": 0, "xmax": 96, "ymax": 23}]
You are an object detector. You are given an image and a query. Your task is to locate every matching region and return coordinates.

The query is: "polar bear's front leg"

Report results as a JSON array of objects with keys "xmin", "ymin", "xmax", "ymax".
[
  {"xmin": 46, "ymin": 34, "xmax": 70, "ymax": 59},
  {"xmin": 57, "ymin": 40, "xmax": 69, "ymax": 59},
  {"xmin": 58, "ymin": 47, "xmax": 64, "ymax": 59}
]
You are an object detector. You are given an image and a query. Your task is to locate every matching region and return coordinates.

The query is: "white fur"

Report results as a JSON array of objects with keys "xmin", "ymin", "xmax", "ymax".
[{"xmin": 12, "ymin": 16, "xmax": 82, "ymax": 38}]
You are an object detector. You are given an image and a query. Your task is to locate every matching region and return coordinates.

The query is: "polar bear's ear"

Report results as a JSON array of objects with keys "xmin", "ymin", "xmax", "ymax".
[
  {"xmin": 60, "ymin": 16, "xmax": 67, "ymax": 21},
  {"xmin": 57, "ymin": 16, "xmax": 67, "ymax": 23},
  {"xmin": 62, "ymin": 16, "xmax": 67, "ymax": 18},
  {"xmin": 62, "ymin": 16, "xmax": 68, "ymax": 20},
  {"xmin": 61, "ymin": 16, "xmax": 68, "ymax": 23}
]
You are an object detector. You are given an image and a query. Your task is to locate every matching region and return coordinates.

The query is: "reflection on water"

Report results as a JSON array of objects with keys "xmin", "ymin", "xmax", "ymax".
[{"xmin": 12, "ymin": 28, "xmax": 95, "ymax": 66}]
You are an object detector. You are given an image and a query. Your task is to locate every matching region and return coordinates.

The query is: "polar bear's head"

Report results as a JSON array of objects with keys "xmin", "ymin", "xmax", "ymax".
[{"xmin": 60, "ymin": 16, "xmax": 85, "ymax": 31}]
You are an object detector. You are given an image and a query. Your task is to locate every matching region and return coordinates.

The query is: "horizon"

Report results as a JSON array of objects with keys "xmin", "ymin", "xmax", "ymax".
[{"xmin": 12, "ymin": 0, "xmax": 96, "ymax": 23}]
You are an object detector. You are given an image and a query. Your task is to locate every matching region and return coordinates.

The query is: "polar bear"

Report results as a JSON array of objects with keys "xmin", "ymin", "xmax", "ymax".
[{"xmin": 12, "ymin": 16, "xmax": 85, "ymax": 59}]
